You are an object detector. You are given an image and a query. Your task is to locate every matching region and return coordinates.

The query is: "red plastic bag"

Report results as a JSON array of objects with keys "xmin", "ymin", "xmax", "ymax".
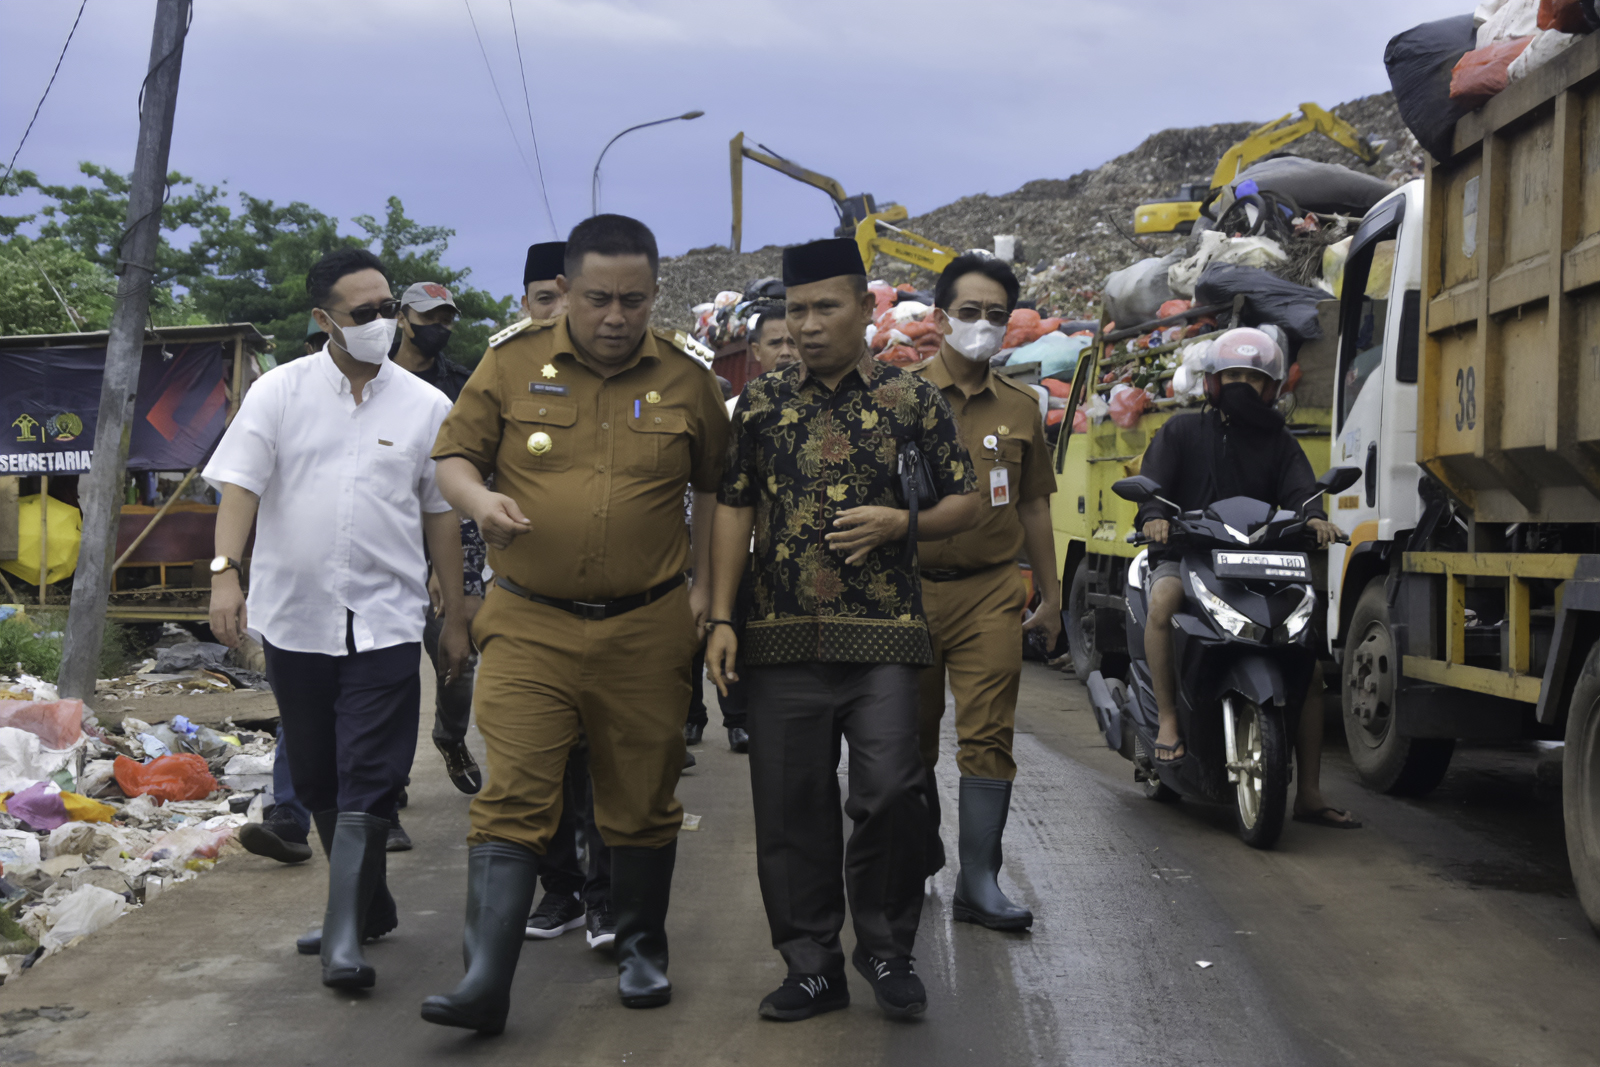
[
  {"xmin": 1157, "ymin": 299, "xmax": 1192, "ymax": 320},
  {"xmin": 113, "ymin": 754, "xmax": 218, "ymax": 802},
  {"xmin": 0, "ymin": 699, "xmax": 83, "ymax": 749},
  {"xmin": 1450, "ymin": 38, "xmax": 1533, "ymax": 108},
  {"xmin": 1108, "ymin": 384, "xmax": 1150, "ymax": 429},
  {"xmin": 1002, "ymin": 309, "xmax": 1042, "ymax": 350},
  {"xmin": 1041, "ymin": 378, "xmax": 1073, "ymax": 398},
  {"xmin": 1046, "ymin": 408, "xmax": 1066, "ymax": 428},
  {"xmin": 1540, "ymin": 0, "xmax": 1597, "ymax": 32}
]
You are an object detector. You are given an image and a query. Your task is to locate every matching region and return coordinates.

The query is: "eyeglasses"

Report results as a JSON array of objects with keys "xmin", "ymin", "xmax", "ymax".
[
  {"xmin": 952, "ymin": 305, "xmax": 1010, "ymax": 328},
  {"xmin": 321, "ymin": 299, "xmax": 401, "ymax": 326}
]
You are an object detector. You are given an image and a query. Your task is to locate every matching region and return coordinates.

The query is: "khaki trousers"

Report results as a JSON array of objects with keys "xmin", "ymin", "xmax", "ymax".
[
  {"xmin": 468, "ymin": 582, "xmax": 696, "ymax": 851},
  {"xmin": 917, "ymin": 563, "xmax": 1026, "ymax": 781}
]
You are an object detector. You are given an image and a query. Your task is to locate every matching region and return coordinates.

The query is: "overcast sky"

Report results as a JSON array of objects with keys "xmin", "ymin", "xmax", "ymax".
[{"xmin": 1, "ymin": 0, "xmax": 1465, "ymax": 302}]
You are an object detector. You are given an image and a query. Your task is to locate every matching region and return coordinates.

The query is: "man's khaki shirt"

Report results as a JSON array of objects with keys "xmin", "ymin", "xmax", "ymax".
[
  {"xmin": 915, "ymin": 353, "xmax": 1054, "ymax": 571},
  {"xmin": 432, "ymin": 316, "xmax": 728, "ymax": 602}
]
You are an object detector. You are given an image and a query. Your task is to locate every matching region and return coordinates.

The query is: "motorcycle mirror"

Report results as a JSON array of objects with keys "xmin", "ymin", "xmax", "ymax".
[
  {"xmin": 1113, "ymin": 475, "xmax": 1168, "ymax": 506},
  {"xmin": 1301, "ymin": 466, "xmax": 1361, "ymax": 509}
]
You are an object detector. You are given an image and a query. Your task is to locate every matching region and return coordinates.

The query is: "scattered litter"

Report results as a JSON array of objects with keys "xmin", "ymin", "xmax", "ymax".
[
  {"xmin": 681, "ymin": 814, "xmax": 702, "ymax": 831},
  {"xmin": 1196, "ymin": 961, "xmax": 1214, "ymax": 969}
]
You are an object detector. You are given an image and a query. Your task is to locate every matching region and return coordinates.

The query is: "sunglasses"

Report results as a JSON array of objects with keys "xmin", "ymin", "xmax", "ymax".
[
  {"xmin": 952, "ymin": 305, "xmax": 1010, "ymax": 328},
  {"xmin": 321, "ymin": 299, "xmax": 401, "ymax": 326}
]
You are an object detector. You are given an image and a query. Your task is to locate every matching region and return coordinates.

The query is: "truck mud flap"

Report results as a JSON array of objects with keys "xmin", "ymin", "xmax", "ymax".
[{"xmin": 1086, "ymin": 671, "xmax": 1123, "ymax": 751}]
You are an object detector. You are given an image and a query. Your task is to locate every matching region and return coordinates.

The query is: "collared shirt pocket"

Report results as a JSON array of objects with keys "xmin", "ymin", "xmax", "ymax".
[
  {"xmin": 508, "ymin": 398, "xmax": 577, "ymax": 472},
  {"xmin": 625, "ymin": 406, "xmax": 690, "ymax": 476},
  {"xmin": 370, "ymin": 436, "xmax": 422, "ymax": 504}
]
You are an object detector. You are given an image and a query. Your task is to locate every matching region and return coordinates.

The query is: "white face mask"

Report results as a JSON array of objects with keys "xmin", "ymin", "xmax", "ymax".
[
  {"xmin": 944, "ymin": 313, "xmax": 1006, "ymax": 363},
  {"xmin": 329, "ymin": 314, "xmax": 397, "ymax": 365}
]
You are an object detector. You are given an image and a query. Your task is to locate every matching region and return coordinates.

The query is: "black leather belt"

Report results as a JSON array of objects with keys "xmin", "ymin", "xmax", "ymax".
[
  {"xmin": 920, "ymin": 562, "xmax": 1012, "ymax": 583},
  {"xmin": 494, "ymin": 573, "xmax": 685, "ymax": 620}
]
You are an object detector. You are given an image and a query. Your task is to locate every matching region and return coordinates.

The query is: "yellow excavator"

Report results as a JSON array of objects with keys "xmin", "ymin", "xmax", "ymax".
[
  {"xmin": 730, "ymin": 132, "xmax": 956, "ymax": 275},
  {"xmin": 1133, "ymin": 103, "xmax": 1385, "ymax": 234}
]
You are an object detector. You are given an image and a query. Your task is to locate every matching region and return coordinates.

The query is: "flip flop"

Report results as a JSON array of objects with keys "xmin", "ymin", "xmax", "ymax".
[
  {"xmin": 1293, "ymin": 806, "xmax": 1362, "ymax": 829},
  {"xmin": 1154, "ymin": 741, "xmax": 1186, "ymax": 762}
]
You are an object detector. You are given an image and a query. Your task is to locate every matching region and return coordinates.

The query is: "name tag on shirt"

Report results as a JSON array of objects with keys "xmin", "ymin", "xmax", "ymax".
[
  {"xmin": 530, "ymin": 382, "xmax": 569, "ymax": 395},
  {"xmin": 989, "ymin": 467, "xmax": 1010, "ymax": 508}
]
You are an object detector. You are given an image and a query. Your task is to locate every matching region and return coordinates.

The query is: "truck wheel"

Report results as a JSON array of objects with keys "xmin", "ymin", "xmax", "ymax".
[
  {"xmin": 1232, "ymin": 698, "xmax": 1289, "ymax": 849},
  {"xmin": 1562, "ymin": 641, "xmax": 1600, "ymax": 935},
  {"xmin": 1067, "ymin": 560, "xmax": 1102, "ymax": 680},
  {"xmin": 1342, "ymin": 578, "xmax": 1454, "ymax": 795}
]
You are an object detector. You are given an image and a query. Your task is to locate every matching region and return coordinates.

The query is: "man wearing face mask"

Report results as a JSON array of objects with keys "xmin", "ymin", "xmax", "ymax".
[
  {"xmin": 205, "ymin": 247, "xmax": 472, "ymax": 991},
  {"xmin": 1136, "ymin": 327, "xmax": 1357, "ymax": 828},
  {"xmin": 912, "ymin": 253, "xmax": 1060, "ymax": 931},
  {"xmin": 392, "ymin": 282, "xmax": 489, "ymax": 796}
]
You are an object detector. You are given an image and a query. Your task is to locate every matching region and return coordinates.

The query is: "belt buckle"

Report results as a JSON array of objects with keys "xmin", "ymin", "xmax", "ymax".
[{"xmin": 573, "ymin": 600, "xmax": 608, "ymax": 621}]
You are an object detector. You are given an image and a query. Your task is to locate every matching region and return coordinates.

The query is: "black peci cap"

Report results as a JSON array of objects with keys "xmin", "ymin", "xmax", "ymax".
[
  {"xmin": 523, "ymin": 241, "xmax": 567, "ymax": 286},
  {"xmin": 781, "ymin": 237, "xmax": 866, "ymax": 288}
]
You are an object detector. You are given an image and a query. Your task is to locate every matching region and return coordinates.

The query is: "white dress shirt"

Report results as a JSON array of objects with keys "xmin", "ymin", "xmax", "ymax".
[{"xmin": 203, "ymin": 349, "xmax": 453, "ymax": 656}]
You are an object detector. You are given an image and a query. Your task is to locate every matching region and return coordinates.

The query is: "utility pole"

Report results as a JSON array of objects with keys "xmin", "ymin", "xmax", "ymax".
[{"xmin": 58, "ymin": 0, "xmax": 190, "ymax": 706}]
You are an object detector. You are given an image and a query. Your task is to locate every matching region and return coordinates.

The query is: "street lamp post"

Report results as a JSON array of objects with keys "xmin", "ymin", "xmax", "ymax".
[{"xmin": 591, "ymin": 110, "xmax": 704, "ymax": 217}]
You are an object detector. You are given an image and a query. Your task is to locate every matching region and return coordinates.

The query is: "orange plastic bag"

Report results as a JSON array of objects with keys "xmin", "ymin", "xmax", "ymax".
[
  {"xmin": 1002, "ymin": 309, "xmax": 1042, "ymax": 350},
  {"xmin": 1450, "ymin": 38, "xmax": 1534, "ymax": 108},
  {"xmin": 1157, "ymin": 299, "xmax": 1192, "ymax": 320},
  {"xmin": 1041, "ymin": 378, "xmax": 1073, "ymax": 398},
  {"xmin": 876, "ymin": 345, "xmax": 923, "ymax": 366},
  {"xmin": 1046, "ymin": 408, "xmax": 1066, "ymax": 428},
  {"xmin": 112, "ymin": 753, "xmax": 218, "ymax": 802},
  {"xmin": 1540, "ymin": 0, "xmax": 1595, "ymax": 32},
  {"xmin": 1108, "ymin": 384, "xmax": 1150, "ymax": 429},
  {"xmin": 0, "ymin": 699, "xmax": 83, "ymax": 749}
]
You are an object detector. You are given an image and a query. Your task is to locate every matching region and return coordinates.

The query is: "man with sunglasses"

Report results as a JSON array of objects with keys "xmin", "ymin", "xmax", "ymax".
[
  {"xmin": 912, "ymin": 253, "xmax": 1060, "ymax": 932},
  {"xmin": 206, "ymin": 247, "xmax": 471, "ymax": 992}
]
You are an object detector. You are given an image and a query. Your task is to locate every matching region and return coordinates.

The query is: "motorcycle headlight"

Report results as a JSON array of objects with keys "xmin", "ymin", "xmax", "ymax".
[
  {"xmin": 1280, "ymin": 586, "xmax": 1318, "ymax": 642},
  {"xmin": 1188, "ymin": 568, "xmax": 1266, "ymax": 643}
]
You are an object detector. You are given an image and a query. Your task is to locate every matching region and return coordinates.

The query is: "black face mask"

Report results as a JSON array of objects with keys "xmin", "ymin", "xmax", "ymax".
[
  {"xmin": 1216, "ymin": 380, "xmax": 1285, "ymax": 433},
  {"xmin": 407, "ymin": 322, "xmax": 452, "ymax": 359}
]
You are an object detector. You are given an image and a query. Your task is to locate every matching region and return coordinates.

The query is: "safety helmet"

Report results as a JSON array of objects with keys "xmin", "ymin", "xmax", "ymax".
[{"xmin": 1201, "ymin": 326, "xmax": 1286, "ymax": 403}]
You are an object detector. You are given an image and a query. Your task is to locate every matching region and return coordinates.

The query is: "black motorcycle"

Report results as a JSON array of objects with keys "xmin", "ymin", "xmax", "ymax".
[{"xmin": 1085, "ymin": 466, "xmax": 1360, "ymax": 848}]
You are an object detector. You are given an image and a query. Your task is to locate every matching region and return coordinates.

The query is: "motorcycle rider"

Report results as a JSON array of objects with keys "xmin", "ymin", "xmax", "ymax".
[{"xmin": 1137, "ymin": 327, "xmax": 1359, "ymax": 829}]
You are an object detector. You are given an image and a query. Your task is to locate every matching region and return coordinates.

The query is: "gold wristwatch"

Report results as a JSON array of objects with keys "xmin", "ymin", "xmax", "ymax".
[{"xmin": 209, "ymin": 555, "xmax": 241, "ymax": 576}]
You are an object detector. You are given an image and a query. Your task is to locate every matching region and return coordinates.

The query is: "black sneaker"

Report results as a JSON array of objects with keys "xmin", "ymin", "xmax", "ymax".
[
  {"xmin": 434, "ymin": 737, "xmax": 483, "ymax": 795},
  {"xmin": 586, "ymin": 900, "xmax": 616, "ymax": 949},
  {"xmin": 728, "ymin": 726, "xmax": 749, "ymax": 753},
  {"xmin": 683, "ymin": 722, "xmax": 704, "ymax": 746},
  {"xmin": 758, "ymin": 972, "xmax": 849, "ymax": 1021},
  {"xmin": 386, "ymin": 815, "xmax": 413, "ymax": 852},
  {"xmin": 238, "ymin": 807, "xmax": 312, "ymax": 864},
  {"xmin": 851, "ymin": 947, "xmax": 926, "ymax": 1019},
  {"xmin": 525, "ymin": 890, "xmax": 585, "ymax": 940},
  {"xmin": 683, "ymin": 749, "xmax": 697, "ymax": 769}
]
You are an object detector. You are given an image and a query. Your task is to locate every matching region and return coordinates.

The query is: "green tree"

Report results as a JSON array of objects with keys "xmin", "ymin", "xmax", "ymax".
[{"xmin": 0, "ymin": 235, "xmax": 117, "ymax": 334}]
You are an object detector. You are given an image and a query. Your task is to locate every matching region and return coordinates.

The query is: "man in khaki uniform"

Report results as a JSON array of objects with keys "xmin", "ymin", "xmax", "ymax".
[
  {"xmin": 420, "ymin": 215, "xmax": 728, "ymax": 1035},
  {"xmin": 915, "ymin": 253, "xmax": 1062, "ymax": 932}
]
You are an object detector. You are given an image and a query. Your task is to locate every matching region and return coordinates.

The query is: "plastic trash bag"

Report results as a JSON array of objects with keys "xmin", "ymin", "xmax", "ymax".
[
  {"xmin": 4, "ymin": 780, "xmax": 68, "ymax": 831},
  {"xmin": 1220, "ymin": 157, "xmax": 1397, "ymax": 218},
  {"xmin": 0, "ymin": 700, "xmax": 83, "ymax": 750},
  {"xmin": 1387, "ymin": 14, "xmax": 1482, "ymax": 161},
  {"xmin": 1540, "ymin": 0, "xmax": 1600, "ymax": 33},
  {"xmin": 1479, "ymin": 0, "xmax": 1539, "ymax": 45},
  {"xmin": 1103, "ymin": 251, "xmax": 1182, "ymax": 329},
  {"xmin": 1195, "ymin": 263, "xmax": 1328, "ymax": 345},
  {"xmin": 0, "ymin": 828, "xmax": 42, "ymax": 871},
  {"xmin": 0, "ymin": 727, "xmax": 83, "ymax": 796},
  {"xmin": 1170, "ymin": 234, "xmax": 1288, "ymax": 298},
  {"xmin": 1509, "ymin": 27, "xmax": 1581, "ymax": 81},
  {"xmin": 40, "ymin": 884, "xmax": 127, "ymax": 955},
  {"xmin": 1083, "ymin": 393, "xmax": 1110, "ymax": 426},
  {"xmin": 140, "ymin": 824, "xmax": 233, "ymax": 866},
  {"xmin": 1008, "ymin": 332, "xmax": 1091, "ymax": 380},
  {"xmin": 1108, "ymin": 384, "xmax": 1151, "ymax": 429},
  {"xmin": 112, "ymin": 754, "xmax": 218, "ymax": 803},
  {"xmin": 1451, "ymin": 37, "xmax": 1534, "ymax": 108}
]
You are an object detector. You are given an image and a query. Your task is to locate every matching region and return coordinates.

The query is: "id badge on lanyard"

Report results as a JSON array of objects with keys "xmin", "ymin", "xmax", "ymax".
[{"xmin": 989, "ymin": 466, "xmax": 1010, "ymax": 507}]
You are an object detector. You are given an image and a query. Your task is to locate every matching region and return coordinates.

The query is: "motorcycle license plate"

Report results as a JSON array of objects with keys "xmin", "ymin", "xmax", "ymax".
[{"xmin": 1211, "ymin": 550, "xmax": 1310, "ymax": 581}]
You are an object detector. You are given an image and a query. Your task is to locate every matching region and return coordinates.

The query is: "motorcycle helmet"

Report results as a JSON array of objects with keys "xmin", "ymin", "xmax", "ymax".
[{"xmin": 1201, "ymin": 326, "xmax": 1287, "ymax": 404}]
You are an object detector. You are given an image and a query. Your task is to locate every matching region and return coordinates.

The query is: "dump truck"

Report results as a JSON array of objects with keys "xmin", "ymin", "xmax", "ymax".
[{"xmin": 1052, "ymin": 306, "xmax": 1338, "ymax": 681}]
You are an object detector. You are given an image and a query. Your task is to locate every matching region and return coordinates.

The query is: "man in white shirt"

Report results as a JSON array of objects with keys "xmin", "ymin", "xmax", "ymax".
[{"xmin": 205, "ymin": 248, "xmax": 471, "ymax": 992}]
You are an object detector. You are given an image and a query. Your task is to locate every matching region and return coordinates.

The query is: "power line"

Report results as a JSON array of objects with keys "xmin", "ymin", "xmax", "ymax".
[
  {"xmin": 461, "ymin": 0, "xmax": 548, "ymax": 229},
  {"xmin": 1, "ymin": 0, "xmax": 89, "ymax": 188},
  {"xmin": 506, "ymin": 0, "xmax": 557, "ymax": 237}
]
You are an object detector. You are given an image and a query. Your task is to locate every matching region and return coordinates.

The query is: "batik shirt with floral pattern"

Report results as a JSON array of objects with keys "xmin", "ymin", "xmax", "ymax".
[{"xmin": 720, "ymin": 353, "xmax": 975, "ymax": 666}]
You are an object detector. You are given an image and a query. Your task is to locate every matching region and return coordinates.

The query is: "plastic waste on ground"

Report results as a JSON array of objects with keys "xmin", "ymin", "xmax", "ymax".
[
  {"xmin": 0, "ymin": 727, "xmax": 85, "ymax": 795},
  {"xmin": 0, "ymin": 700, "xmax": 83, "ymax": 750},
  {"xmin": 3, "ymin": 781, "xmax": 69, "ymax": 832},
  {"xmin": 140, "ymin": 824, "xmax": 233, "ymax": 867},
  {"xmin": 112, "ymin": 753, "xmax": 218, "ymax": 803},
  {"xmin": 39, "ymin": 884, "xmax": 127, "ymax": 956}
]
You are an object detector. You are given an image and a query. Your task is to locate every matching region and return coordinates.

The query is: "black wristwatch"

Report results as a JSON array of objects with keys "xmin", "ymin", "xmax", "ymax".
[{"xmin": 707, "ymin": 619, "xmax": 737, "ymax": 630}]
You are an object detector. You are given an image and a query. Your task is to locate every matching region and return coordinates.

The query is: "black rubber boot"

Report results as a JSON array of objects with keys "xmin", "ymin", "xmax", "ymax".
[
  {"xmin": 321, "ymin": 812, "xmax": 389, "ymax": 988},
  {"xmin": 923, "ymin": 766, "xmax": 946, "ymax": 878},
  {"xmin": 611, "ymin": 841, "xmax": 675, "ymax": 1008},
  {"xmin": 297, "ymin": 810, "xmax": 399, "ymax": 955},
  {"xmin": 951, "ymin": 777, "xmax": 1033, "ymax": 931},
  {"xmin": 420, "ymin": 843, "xmax": 539, "ymax": 1035}
]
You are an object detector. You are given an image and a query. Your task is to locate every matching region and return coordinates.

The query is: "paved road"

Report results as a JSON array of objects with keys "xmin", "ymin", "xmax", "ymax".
[{"xmin": 4, "ymin": 664, "xmax": 1598, "ymax": 1065}]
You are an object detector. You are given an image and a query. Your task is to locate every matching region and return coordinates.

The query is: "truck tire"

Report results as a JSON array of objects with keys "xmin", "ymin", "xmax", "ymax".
[
  {"xmin": 1562, "ymin": 641, "xmax": 1600, "ymax": 935},
  {"xmin": 1067, "ymin": 559, "xmax": 1128, "ymax": 681},
  {"xmin": 1342, "ymin": 578, "xmax": 1454, "ymax": 795}
]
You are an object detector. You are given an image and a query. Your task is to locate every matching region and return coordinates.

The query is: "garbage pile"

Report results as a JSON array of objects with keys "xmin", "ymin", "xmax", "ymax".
[
  {"xmin": 0, "ymin": 676, "xmax": 278, "ymax": 983},
  {"xmin": 1388, "ymin": 0, "xmax": 1600, "ymax": 162}
]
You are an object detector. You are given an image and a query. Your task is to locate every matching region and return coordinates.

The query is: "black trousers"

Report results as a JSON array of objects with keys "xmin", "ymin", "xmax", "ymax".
[
  {"xmin": 262, "ymin": 618, "xmax": 420, "ymax": 817},
  {"xmin": 747, "ymin": 662, "xmax": 927, "ymax": 975},
  {"xmin": 422, "ymin": 611, "xmax": 476, "ymax": 746},
  {"xmin": 537, "ymin": 742, "xmax": 611, "ymax": 906}
]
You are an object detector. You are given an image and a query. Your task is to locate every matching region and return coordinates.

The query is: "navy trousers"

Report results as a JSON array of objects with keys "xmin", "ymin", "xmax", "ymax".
[{"xmin": 262, "ymin": 616, "xmax": 420, "ymax": 818}]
